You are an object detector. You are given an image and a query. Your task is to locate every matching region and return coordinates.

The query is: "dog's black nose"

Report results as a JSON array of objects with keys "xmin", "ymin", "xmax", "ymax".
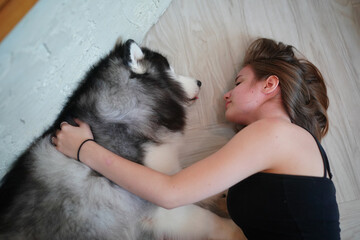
[{"xmin": 197, "ymin": 80, "xmax": 202, "ymax": 87}]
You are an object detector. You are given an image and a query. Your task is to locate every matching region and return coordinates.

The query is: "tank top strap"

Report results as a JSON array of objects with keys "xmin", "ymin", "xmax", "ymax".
[
  {"xmin": 313, "ymin": 137, "xmax": 333, "ymax": 179},
  {"xmin": 300, "ymin": 126, "xmax": 333, "ymax": 179}
]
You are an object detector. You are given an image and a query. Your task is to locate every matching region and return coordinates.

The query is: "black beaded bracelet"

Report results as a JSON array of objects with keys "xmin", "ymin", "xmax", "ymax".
[{"xmin": 77, "ymin": 139, "xmax": 95, "ymax": 162}]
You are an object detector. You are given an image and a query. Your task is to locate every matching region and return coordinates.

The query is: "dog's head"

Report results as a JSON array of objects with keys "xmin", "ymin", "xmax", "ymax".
[
  {"xmin": 119, "ymin": 39, "xmax": 201, "ymax": 104},
  {"xmin": 84, "ymin": 39, "xmax": 202, "ymax": 134}
]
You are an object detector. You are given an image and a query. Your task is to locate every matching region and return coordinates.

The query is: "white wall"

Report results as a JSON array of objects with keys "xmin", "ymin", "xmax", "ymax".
[{"xmin": 0, "ymin": 0, "xmax": 172, "ymax": 178}]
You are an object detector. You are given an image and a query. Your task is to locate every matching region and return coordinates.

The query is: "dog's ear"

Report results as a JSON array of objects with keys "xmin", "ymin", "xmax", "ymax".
[{"xmin": 123, "ymin": 39, "xmax": 146, "ymax": 74}]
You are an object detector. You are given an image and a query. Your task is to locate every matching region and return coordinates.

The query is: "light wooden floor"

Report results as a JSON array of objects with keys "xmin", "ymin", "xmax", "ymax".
[{"xmin": 142, "ymin": 0, "xmax": 360, "ymax": 239}]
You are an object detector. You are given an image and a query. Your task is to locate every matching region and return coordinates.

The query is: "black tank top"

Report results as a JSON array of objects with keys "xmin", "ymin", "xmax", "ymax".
[{"xmin": 227, "ymin": 137, "xmax": 340, "ymax": 239}]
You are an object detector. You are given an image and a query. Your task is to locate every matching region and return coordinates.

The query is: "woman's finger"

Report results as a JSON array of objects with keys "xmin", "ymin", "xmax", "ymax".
[
  {"xmin": 74, "ymin": 118, "xmax": 84, "ymax": 126},
  {"xmin": 55, "ymin": 129, "xmax": 61, "ymax": 137},
  {"xmin": 74, "ymin": 119, "xmax": 92, "ymax": 133},
  {"xmin": 60, "ymin": 121, "xmax": 68, "ymax": 129},
  {"xmin": 51, "ymin": 136, "xmax": 57, "ymax": 146}
]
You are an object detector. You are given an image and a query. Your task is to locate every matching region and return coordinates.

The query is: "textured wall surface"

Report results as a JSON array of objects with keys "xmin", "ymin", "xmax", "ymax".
[{"xmin": 0, "ymin": 0, "xmax": 172, "ymax": 178}]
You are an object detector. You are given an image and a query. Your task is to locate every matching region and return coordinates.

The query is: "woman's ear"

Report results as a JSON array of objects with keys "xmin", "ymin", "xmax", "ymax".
[{"xmin": 262, "ymin": 75, "xmax": 280, "ymax": 95}]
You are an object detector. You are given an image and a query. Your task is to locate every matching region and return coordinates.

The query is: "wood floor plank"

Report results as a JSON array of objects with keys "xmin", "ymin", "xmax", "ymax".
[{"xmin": 339, "ymin": 200, "xmax": 360, "ymax": 239}]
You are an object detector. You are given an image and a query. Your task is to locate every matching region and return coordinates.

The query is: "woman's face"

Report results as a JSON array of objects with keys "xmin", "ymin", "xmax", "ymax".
[{"xmin": 223, "ymin": 65, "xmax": 264, "ymax": 125}]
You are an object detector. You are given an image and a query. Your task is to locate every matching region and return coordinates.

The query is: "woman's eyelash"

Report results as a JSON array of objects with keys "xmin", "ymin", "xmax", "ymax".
[{"xmin": 235, "ymin": 82, "xmax": 241, "ymax": 86}]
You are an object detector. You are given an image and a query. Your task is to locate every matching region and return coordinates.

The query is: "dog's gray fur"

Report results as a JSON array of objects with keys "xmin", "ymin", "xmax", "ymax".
[{"xmin": 0, "ymin": 39, "xmax": 241, "ymax": 240}]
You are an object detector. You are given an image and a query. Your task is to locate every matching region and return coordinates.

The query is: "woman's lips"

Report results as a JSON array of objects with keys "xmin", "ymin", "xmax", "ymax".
[{"xmin": 225, "ymin": 101, "xmax": 231, "ymax": 108}]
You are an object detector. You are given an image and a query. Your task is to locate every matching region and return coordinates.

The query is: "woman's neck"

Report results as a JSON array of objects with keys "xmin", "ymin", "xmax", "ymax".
[{"xmin": 253, "ymin": 95, "xmax": 291, "ymax": 124}]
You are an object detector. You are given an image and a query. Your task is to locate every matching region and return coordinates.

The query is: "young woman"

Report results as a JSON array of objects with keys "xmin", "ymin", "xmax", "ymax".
[{"xmin": 53, "ymin": 38, "xmax": 341, "ymax": 239}]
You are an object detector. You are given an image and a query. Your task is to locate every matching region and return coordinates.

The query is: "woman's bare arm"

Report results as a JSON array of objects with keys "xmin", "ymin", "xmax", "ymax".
[{"xmin": 55, "ymin": 119, "xmax": 281, "ymax": 209}]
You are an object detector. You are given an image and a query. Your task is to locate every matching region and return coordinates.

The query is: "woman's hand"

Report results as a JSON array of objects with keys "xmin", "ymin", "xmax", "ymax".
[{"xmin": 52, "ymin": 119, "xmax": 94, "ymax": 160}]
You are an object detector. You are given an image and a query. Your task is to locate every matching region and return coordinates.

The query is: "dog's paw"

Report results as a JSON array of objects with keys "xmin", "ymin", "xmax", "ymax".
[{"xmin": 209, "ymin": 218, "xmax": 247, "ymax": 240}]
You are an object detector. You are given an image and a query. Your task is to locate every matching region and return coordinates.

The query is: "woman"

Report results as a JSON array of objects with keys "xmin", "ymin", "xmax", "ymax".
[{"xmin": 53, "ymin": 38, "xmax": 340, "ymax": 239}]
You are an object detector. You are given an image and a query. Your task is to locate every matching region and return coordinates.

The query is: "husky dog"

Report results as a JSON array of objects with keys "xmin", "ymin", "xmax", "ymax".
[{"xmin": 0, "ymin": 39, "xmax": 242, "ymax": 239}]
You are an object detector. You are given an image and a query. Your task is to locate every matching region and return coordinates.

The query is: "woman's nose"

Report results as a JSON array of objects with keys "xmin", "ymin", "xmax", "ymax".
[{"xmin": 223, "ymin": 90, "xmax": 231, "ymax": 100}]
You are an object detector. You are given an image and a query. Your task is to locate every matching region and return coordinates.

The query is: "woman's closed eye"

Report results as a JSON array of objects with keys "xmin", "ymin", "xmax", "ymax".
[{"xmin": 234, "ymin": 74, "xmax": 244, "ymax": 86}]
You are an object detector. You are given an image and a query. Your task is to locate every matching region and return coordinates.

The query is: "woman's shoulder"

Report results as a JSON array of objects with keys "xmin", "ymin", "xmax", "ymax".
[
  {"xmin": 239, "ymin": 118, "xmax": 324, "ymax": 176},
  {"xmin": 234, "ymin": 118, "xmax": 311, "ymax": 159},
  {"xmin": 239, "ymin": 118, "xmax": 300, "ymax": 138},
  {"xmin": 231, "ymin": 118, "xmax": 299, "ymax": 155}
]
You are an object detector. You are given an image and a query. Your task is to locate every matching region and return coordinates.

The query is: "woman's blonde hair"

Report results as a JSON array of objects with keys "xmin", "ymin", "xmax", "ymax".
[{"xmin": 243, "ymin": 38, "xmax": 329, "ymax": 140}]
